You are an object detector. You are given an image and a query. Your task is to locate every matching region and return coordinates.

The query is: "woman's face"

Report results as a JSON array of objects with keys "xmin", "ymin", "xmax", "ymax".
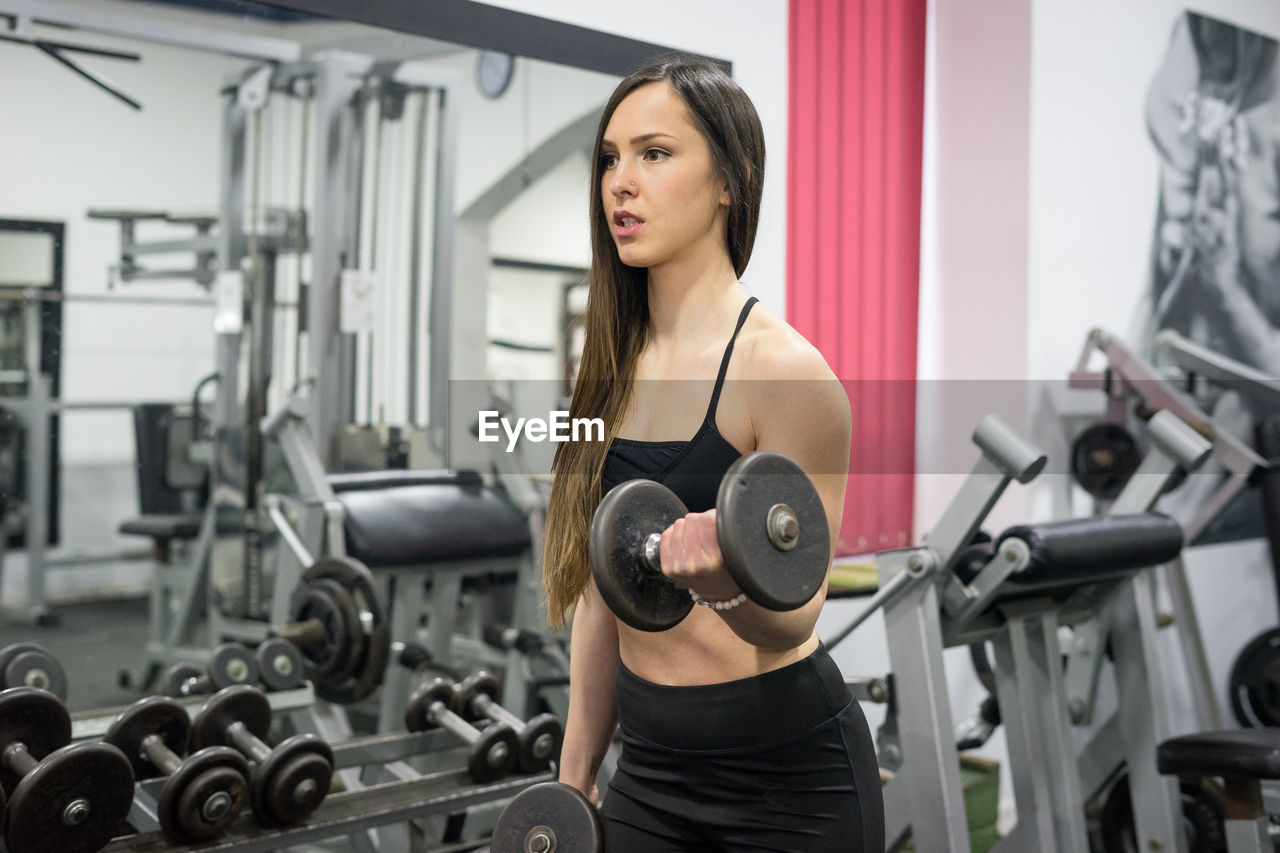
[{"xmin": 599, "ymin": 82, "xmax": 730, "ymax": 271}]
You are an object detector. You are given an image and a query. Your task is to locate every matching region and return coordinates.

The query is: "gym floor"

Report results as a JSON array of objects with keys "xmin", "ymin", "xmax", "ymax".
[{"xmin": 3, "ymin": 595, "xmax": 148, "ymax": 712}]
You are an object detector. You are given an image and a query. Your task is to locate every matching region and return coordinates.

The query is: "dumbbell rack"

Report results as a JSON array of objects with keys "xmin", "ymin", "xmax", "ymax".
[
  {"xmin": 96, "ymin": 729, "xmax": 551, "ymax": 852},
  {"xmin": 71, "ymin": 685, "xmax": 551, "ymax": 850}
]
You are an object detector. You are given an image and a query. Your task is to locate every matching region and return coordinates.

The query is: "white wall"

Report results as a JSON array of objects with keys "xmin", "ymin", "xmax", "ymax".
[
  {"xmin": 472, "ymin": 0, "xmax": 791, "ymax": 314},
  {"xmin": 1, "ymin": 29, "xmax": 242, "ymax": 464}
]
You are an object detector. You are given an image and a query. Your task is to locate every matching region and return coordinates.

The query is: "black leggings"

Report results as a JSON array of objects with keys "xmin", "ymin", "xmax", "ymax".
[{"xmin": 600, "ymin": 645, "xmax": 884, "ymax": 852}]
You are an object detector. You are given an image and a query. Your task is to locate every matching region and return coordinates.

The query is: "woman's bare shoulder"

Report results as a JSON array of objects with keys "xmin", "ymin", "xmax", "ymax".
[{"xmin": 735, "ymin": 301, "xmax": 840, "ymax": 384}]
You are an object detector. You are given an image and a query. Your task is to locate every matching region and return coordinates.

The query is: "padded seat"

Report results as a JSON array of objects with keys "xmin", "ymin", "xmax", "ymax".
[
  {"xmin": 118, "ymin": 513, "xmax": 203, "ymax": 542},
  {"xmin": 328, "ymin": 469, "xmax": 531, "ymax": 569},
  {"xmin": 1158, "ymin": 729, "xmax": 1280, "ymax": 780},
  {"xmin": 953, "ymin": 513, "xmax": 1184, "ymax": 603}
]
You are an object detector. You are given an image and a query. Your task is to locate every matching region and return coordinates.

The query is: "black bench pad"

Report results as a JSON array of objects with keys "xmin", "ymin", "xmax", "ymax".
[
  {"xmin": 331, "ymin": 472, "xmax": 531, "ymax": 569},
  {"xmin": 952, "ymin": 514, "xmax": 1184, "ymax": 606},
  {"xmin": 119, "ymin": 513, "xmax": 203, "ymax": 541},
  {"xmin": 1158, "ymin": 729, "xmax": 1280, "ymax": 780}
]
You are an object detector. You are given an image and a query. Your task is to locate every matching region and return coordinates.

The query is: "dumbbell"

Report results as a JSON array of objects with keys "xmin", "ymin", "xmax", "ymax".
[
  {"xmin": 255, "ymin": 638, "xmax": 306, "ymax": 691},
  {"xmin": 0, "ymin": 642, "xmax": 68, "ymax": 701},
  {"xmin": 190, "ymin": 685, "xmax": 333, "ymax": 825},
  {"xmin": 105, "ymin": 696, "xmax": 250, "ymax": 842},
  {"xmin": 453, "ymin": 673, "xmax": 562, "ymax": 774},
  {"xmin": 0, "ymin": 686, "xmax": 134, "ymax": 853},
  {"xmin": 492, "ymin": 781, "xmax": 604, "ymax": 853},
  {"xmin": 404, "ymin": 679, "xmax": 518, "ymax": 783},
  {"xmin": 161, "ymin": 642, "xmax": 259, "ymax": 697},
  {"xmin": 590, "ymin": 450, "xmax": 831, "ymax": 631}
]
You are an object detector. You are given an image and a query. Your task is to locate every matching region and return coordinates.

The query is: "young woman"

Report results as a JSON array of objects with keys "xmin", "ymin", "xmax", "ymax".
[{"xmin": 542, "ymin": 54, "xmax": 884, "ymax": 851}]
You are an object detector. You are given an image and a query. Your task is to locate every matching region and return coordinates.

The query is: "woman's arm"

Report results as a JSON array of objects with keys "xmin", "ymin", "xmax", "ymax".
[
  {"xmin": 558, "ymin": 577, "xmax": 620, "ymax": 803},
  {"xmin": 660, "ymin": 339, "xmax": 852, "ymax": 650}
]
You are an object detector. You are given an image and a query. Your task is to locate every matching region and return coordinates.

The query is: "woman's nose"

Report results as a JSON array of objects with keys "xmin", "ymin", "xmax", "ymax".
[{"xmin": 610, "ymin": 161, "xmax": 633, "ymax": 197}]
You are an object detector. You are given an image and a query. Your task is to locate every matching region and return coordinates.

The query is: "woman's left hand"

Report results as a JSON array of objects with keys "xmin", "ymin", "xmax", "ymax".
[{"xmin": 658, "ymin": 510, "xmax": 742, "ymax": 602}]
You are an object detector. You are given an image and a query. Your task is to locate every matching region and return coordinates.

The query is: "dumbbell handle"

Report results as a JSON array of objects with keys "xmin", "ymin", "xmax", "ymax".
[
  {"xmin": 639, "ymin": 503, "xmax": 802, "ymax": 574},
  {"xmin": 275, "ymin": 619, "xmax": 326, "ymax": 649},
  {"xmin": 2, "ymin": 742, "xmax": 37, "ymax": 777},
  {"xmin": 140, "ymin": 733, "xmax": 183, "ymax": 777},
  {"xmin": 226, "ymin": 721, "xmax": 272, "ymax": 764},
  {"xmin": 427, "ymin": 700, "xmax": 488, "ymax": 746},
  {"xmin": 469, "ymin": 693, "xmax": 525, "ymax": 732}
]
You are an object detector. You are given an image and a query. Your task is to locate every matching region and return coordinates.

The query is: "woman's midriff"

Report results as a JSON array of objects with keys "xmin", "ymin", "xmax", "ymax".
[{"xmin": 615, "ymin": 606, "xmax": 821, "ymax": 686}]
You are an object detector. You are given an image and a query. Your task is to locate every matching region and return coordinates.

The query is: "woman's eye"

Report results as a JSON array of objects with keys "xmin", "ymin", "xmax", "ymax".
[
  {"xmin": 601, "ymin": 152, "xmax": 618, "ymax": 169},
  {"xmin": 643, "ymin": 148, "xmax": 670, "ymax": 161}
]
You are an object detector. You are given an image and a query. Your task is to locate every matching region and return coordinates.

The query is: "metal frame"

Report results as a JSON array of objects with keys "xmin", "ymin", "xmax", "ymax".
[{"xmin": 255, "ymin": 0, "xmax": 724, "ymax": 76}]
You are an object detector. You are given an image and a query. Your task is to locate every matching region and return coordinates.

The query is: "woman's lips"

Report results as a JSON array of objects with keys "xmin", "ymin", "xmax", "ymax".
[{"xmin": 613, "ymin": 210, "xmax": 644, "ymax": 237}]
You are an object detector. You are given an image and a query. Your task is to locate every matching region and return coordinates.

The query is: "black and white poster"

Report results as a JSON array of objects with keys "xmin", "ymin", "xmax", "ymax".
[{"xmin": 1136, "ymin": 10, "xmax": 1279, "ymax": 544}]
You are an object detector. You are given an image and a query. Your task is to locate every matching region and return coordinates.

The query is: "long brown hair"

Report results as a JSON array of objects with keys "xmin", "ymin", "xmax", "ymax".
[{"xmin": 541, "ymin": 53, "xmax": 766, "ymax": 628}]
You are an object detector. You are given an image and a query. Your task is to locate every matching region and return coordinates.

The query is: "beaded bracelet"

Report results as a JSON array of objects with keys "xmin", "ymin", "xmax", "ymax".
[{"xmin": 688, "ymin": 588, "xmax": 747, "ymax": 611}]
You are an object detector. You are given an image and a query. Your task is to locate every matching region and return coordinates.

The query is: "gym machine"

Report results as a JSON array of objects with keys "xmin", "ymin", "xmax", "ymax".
[{"xmin": 825, "ymin": 410, "xmax": 1210, "ymax": 852}]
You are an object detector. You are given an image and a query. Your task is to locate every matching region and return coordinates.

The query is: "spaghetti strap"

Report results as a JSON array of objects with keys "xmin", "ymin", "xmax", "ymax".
[{"xmin": 704, "ymin": 296, "xmax": 758, "ymax": 423}]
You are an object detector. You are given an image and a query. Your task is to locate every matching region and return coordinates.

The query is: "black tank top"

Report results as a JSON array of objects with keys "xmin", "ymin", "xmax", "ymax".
[{"xmin": 601, "ymin": 297, "xmax": 758, "ymax": 513}]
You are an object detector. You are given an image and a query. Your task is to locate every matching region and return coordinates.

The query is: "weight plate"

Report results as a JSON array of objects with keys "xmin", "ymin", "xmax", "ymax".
[
  {"xmin": 518, "ymin": 714, "xmax": 564, "ymax": 774},
  {"xmin": 0, "ymin": 644, "xmax": 39, "ymax": 683},
  {"xmin": 493, "ymin": 781, "xmax": 605, "ymax": 853},
  {"xmin": 6, "ymin": 742, "xmax": 135, "ymax": 853},
  {"xmin": 157, "ymin": 746, "xmax": 249, "ymax": 843},
  {"xmin": 468, "ymin": 723, "xmax": 518, "ymax": 783},
  {"xmin": 190, "ymin": 685, "xmax": 272, "ymax": 752},
  {"xmin": 1098, "ymin": 771, "xmax": 1225, "ymax": 853},
  {"xmin": 0, "ymin": 687, "xmax": 71, "ymax": 798},
  {"xmin": 104, "ymin": 696, "xmax": 190, "ymax": 781},
  {"xmin": 405, "ymin": 679, "xmax": 456, "ymax": 732},
  {"xmin": 302, "ymin": 556, "xmax": 391, "ymax": 705},
  {"xmin": 716, "ymin": 451, "xmax": 830, "ymax": 611},
  {"xmin": 251, "ymin": 735, "xmax": 333, "ymax": 826},
  {"xmin": 307, "ymin": 579, "xmax": 364, "ymax": 684},
  {"xmin": 454, "ymin": 672, "xmax": 501, "ymax": 722},
  {"xmin": 208, "ymin": 643, "xmax": 258, "ymax": 690},
  {"xmin": 3, "ymin": 647, "xmax": 67, "ymax": 702},
  {"xmin": 161, "ymin": 663, "xmax": 204, "ymax": 698},
  {"xmin": 288, "ymin": 585, "xmax": 351, "ymax": 679},
  {"xmin": 1070, "ymin": 422, "xmax": 1141, "ymax": 500},
  {"xmin": 1229, "ymin": 627, "xmax": 1280, "ymax": 728},
  {"xmin": 589, "ymin": 479, "xmax": 692, "ymax": 632},
  {"xmin": 256, "ymin": 638, "xmax": 305, "ymax": 691}
]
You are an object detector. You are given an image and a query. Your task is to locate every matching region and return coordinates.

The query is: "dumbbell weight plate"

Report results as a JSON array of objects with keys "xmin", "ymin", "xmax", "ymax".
[
  {"xmin": 208, "ymin": 643, "xmax": 259, "ymax": 691},
  {"xmin": 405, "ymin": 680, "xmax": 455, "ymax": 732},
  {"xmin": 453, "ymin": 672, "xmax": 501, "ymax": 722},
  {"xmin": 5, "ymin": 741, "xmax": 135, "ymax": 853},
  {"xmin": 492, "ymin": 781, "xmax": 604, "ymax": 853},
  {"xmin": 256, "ymin": 637, "xmax": 305, "ymax": 691},
  {"xmin": 104, "ymin": 696, "xmax": 190, "ymax": 781},
  {"xmin": 469, "ymin": 724, "xmax": 518, "ymax": 783},
  {"xmin": 190, "ymin": 685, "xmax": 272, "ymax": 752},
  {"xmin": 518, "ymin": 714, "xmax": 564, "ymax": 774},
  {"xmin": 158, "ymin": 746, "xmax": 249, "ymax": 843},
  {"xmin": 0, "ymin": 687, "xmax": 72, "ymax": 797},
  {"xmin": 250, "ymin": 735, "xmax": 333, "ymax": 826},
  {"xmin": 162, "ymin": 663, "xmax": 204, "ymax": 698},
  {"xmin": 716, "ymin": 451, "xmax": 830, "ymax": 611},
  {"xmin": 590, "ymin": 480, "xmax": 693, "ymax": 632},
  {"xmin": 1, "ymin": 645, "xmax": 68, "ymax": 701}
]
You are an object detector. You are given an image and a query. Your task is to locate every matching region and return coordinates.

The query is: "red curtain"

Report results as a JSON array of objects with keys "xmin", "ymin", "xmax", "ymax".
[{"xmin": 788, "ymin": 0, "xmax": 926, "ymax": 554}]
